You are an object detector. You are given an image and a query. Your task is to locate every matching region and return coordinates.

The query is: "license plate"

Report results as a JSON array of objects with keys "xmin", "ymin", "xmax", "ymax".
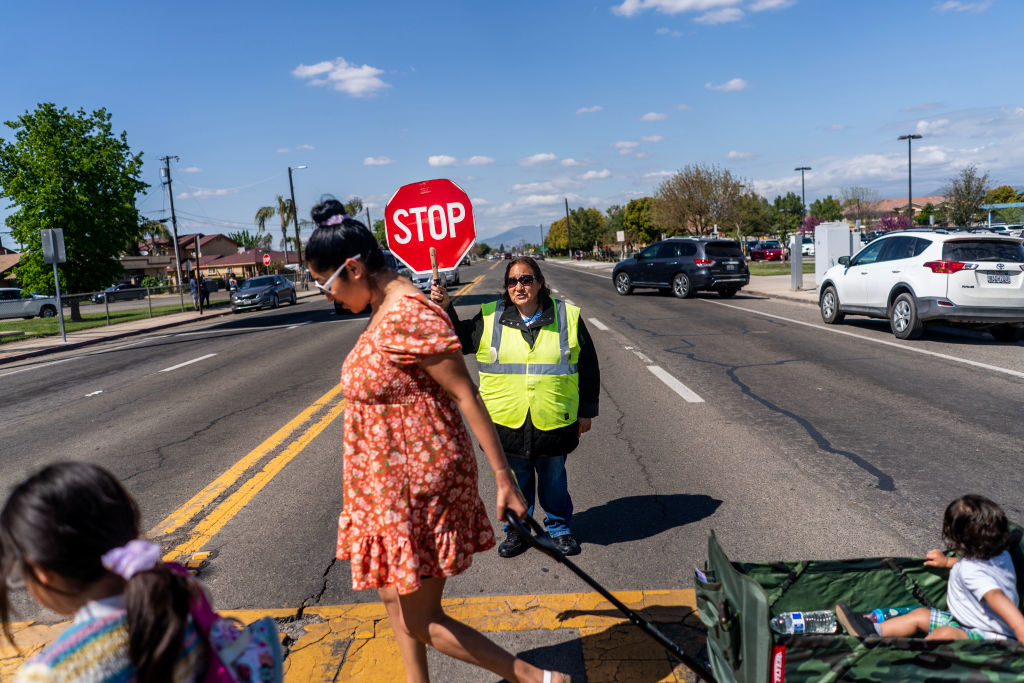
[
  {"xmin": 726, "ymin": 264, "xmax": 736, "ymax": 271},
  {"xmin": 987, "ymin": 273, "xmax": 1011, "ymax": 284}
]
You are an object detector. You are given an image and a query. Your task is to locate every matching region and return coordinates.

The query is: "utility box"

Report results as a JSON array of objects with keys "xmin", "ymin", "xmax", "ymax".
[{"xmin": 814, "ymin": 222, "xmax": 859, "ymax": 285}]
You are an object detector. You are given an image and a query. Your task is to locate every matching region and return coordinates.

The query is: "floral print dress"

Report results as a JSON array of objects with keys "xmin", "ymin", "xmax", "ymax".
[{"xmin": 336, "ymin": 294, "xmax": 496, "ymax": 595}]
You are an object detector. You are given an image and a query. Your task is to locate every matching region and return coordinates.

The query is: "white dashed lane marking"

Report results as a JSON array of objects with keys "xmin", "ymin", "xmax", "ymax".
[
  {"xmin": 159, "ymin": 353, "xmax": 217, "ymax": 373},
  {"xmin": 588, "ymin": 318, "xmax": 609, "ymax": 331},
  {"xmin": 647, "ymin": 365, "xmax": 705, "ymax": 403}
]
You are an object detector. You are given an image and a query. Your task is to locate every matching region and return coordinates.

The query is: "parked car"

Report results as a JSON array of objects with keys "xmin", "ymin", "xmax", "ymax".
[
  {"xmin": 231, "ymin": 275, "xmax": 297, "ymax": 312},
  {"xmin": 91, "ymin": 283, "xmax": 146, "ymax": 303},
  {"xmin": 801, "ymin": 236, "xmax": 815, "ymax": 257},
  {"xmin": 0, "ymin": 288, "xmax": 58, "ymax": 319},
  {"xmin": 410, "ymin": 264, "xmax": 461, "ymax": 293},
  {"xmin": 818, "ymin": 228, "xmax": 1024, "ymax": 340},
  {"xmin": 612, "ymin": 238, "xmax": 749, "ymax": 299},
  {"xmin": 749, "ymin": 240, "xmax": 783, "ymax": 261}
]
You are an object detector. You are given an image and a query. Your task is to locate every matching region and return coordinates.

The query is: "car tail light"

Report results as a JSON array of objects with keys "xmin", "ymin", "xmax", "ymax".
[
  {"xmin": 694, "ymin": 258, "xmax": 713, "ymax": 266},
  {"xmin": 923, "ymin": 260, "xmax": 977, "ymax": 274}
]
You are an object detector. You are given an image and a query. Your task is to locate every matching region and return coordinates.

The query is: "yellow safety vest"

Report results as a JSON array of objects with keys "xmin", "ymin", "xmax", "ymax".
[{"xmin": 476, "ymin": 298, "xmax": 581, "ymax": 430}]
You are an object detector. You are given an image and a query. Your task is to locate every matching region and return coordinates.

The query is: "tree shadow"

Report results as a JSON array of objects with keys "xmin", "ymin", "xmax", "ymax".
[{"xmin": 573, "ymin": 494, "xmax": 722, "ymax": 547}]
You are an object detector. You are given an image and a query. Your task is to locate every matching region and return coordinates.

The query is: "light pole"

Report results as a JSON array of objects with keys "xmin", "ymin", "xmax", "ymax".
[
  {"xmin": 794, "ymin": 166, "xmax": 811, "ymax": 222},
  {"xmin": 288, "ymin": 165, "xmax": 307, "ymax": 271},
  {"xmin": 897, "ymin": 134, "xmax": 922, "ymax": 222}
]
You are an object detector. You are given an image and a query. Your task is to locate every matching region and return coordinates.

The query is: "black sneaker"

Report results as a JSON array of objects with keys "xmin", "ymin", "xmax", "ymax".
[
  {"xmin": 835, "ymin": 602, "xmax": 875, "ymax": 638},
  {"xmin": 552, "ymin": 534, "xmax": 581, "ymax": 556},
  {"xmin": 498, "ymin": 531, "xmax": 529, "ymax": 558}
]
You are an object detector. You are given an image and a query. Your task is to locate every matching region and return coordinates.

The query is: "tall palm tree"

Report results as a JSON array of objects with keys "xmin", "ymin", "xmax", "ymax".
[
  {"xmin": 255, "ymin": 197, "xmax": 295, "ymax": 265},
  {"xmin": 140, "ymin": 219, "xmax": 171, "ymax": 254}
]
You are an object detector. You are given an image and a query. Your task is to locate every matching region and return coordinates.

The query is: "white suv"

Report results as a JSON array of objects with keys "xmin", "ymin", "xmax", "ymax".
[{"xmin": 818, "ymin": 229, "xmax": 1024, "ymax": 341}]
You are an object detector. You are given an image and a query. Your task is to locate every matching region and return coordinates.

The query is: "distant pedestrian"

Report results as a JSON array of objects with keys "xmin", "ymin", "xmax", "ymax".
[
  {"xmin": 0, "ymin": 462, "xmax": 209, "ymax": 681},
  {"xmin": 188, "ymin": 275, "xmax": 198, "ymax": 310},
  {"xmin": 229, "ymin": 275, "xmax": 239, "ymax": 292},
  {"xmin": 200, "ymin": 279, "xmax": 210, "ymax": 308}
]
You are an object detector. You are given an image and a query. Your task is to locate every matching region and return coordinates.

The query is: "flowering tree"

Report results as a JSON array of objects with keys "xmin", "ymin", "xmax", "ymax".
[
  {"xmin": 800, "ymin": 214, "xmax": 824, "ymax": 235},
  {"xmin": 878, "ymin": 212, "xmax": 912, "ymax": 232}
]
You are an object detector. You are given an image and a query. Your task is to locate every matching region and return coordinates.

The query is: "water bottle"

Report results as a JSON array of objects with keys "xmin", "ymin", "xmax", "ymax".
[
  {"xmin": 866, "ymin": 606, "xmax": 917, "ymax": 623},
  {"xmin": 769, "ymin": 610, "xmax": 837, "ymax": 635}
]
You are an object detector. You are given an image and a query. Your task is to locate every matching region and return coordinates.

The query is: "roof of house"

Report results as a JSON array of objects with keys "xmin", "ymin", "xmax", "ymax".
[
  {"xmin": 200, "ymin": 249, "xmax": 299, "ymax": 267},
  {"xmin": 0, "ymin": 253, "xmax": 20, "ymax": 275},
  {"xmin": 870, "ymin": 195, "xmax": 946, "ymax": 213}
]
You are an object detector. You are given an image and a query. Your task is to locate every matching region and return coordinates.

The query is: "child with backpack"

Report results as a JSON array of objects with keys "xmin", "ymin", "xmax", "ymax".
[{"xmin": 837, "ymin": 494, "xmax": 1024, "ymax": 643}]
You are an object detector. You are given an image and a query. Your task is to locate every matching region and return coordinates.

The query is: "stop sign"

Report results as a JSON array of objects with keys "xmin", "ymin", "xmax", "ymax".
[
  {"xmin": 262, "ymin": 253, "xmax": 271, "ymax": 266},
  {"xmin": 385, "ymin": 179, "xmax": 475, "ymax": 273}
]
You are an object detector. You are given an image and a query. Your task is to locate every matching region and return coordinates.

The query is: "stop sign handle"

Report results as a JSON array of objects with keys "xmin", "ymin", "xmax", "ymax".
[{"xmin": 429, "ymin": 247, "xmax": 440, "ymax": 285}]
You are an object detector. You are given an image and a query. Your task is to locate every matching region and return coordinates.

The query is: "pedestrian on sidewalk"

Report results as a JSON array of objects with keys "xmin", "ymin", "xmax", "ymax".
[
  {"xmin": 0, "ymin": 462, "xmax": 209, "ymax": 681},
  {"xmin": 188, "ymin": 274, "xmax": 199, "ymax": 310},
  {"xmin": 432, "ymin": 256, "xmax": 600, "ymax": 559},
  {"xmin": 306, "ymin": 198, "xmax": 570, "ymax": 683},
  {"xmin": 200, "ymin": 278, "xmax": 210, "ymax": 308}
]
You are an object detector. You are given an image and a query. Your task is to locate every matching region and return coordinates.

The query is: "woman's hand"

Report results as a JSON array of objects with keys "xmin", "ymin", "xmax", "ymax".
[
  {"xmin": 495, "ymin": 468, "xmax": 527, "ymax": 522},
  {"xmin": 925, "ymin": 549, "xmax": 955, "ymax": 569},
  {"xmin": 430, "ymin": 281, "xmax": 450, "ymax": 308},
  {"xmin": 577, "ymin": 417, "xmax": 592, "ymax": 437}
]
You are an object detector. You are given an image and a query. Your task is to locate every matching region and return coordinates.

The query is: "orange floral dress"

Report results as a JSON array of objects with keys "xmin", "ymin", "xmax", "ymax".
[{"xmin": 336, "ymin": 294, "xmax": 496, "ymax": 595}]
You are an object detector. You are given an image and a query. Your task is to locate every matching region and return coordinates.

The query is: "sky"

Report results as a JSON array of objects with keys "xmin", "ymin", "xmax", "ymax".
[{"xmin": 2, "ymin": 0, "xmax": 1022, "ymax": 247}]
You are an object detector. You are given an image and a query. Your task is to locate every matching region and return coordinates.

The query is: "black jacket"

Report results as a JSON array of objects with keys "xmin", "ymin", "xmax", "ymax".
[{"xmin": 446, "ymin": 296, "xmax": 600, "ymax": 460}]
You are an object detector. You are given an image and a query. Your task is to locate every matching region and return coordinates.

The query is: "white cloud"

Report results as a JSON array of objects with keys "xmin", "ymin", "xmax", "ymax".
[
  {"xmin": 656, "ymin": 27, "xmax": 684, "ymax": 36},
  {"xmin": 363, "ymin": 156, "xmax": 394, "ymax": 166},
  {"xmin": 561, "ymin": 158, "xmax": 583, "ymax": 167},
  {"xmin": 465, "ymin": 155, "xmax": 495, "ymax": 166},
  {"xmin": 276, "ymin": 148, "xmax": 289, "ymax": 154},
  {"xmin": 580, "ymin": 169, "xmax": 612, "ymax": 180},
  {"xmin": 612, "ymin": 0, "xmax": 744, "ymax": 18},
  {"xmin": 642, "ymin": 135, "xmax": 665, "ymax": 142},
  {"xmin": 292, "ymin": 57, "xmax": 390, "ymax": 97},
  {"xmin": 181, "ymin": 166, "xmax": 202, "ymax": 173},
  {"xmin": 576, "ymin": 105, "xmax": 603, "ymax": 114},
  {"xmin": 705, "ymin": 77, "xmax": 748, "ymax": 92},
  {"xmin": 828, "ymin": 123, "xmax": 848, "ymax": 131},
  {"xmin": 634, "ymin": 151, "xmax": 653, "ymax": 159},
  {"xmin": 673, "ymin": 103, "xmax": 692, "ymax": 110},
  {"xmin": 916, "ymin": 118, "xmax": 950, "ymax": 135},
  {"xmin": 520, "ymin": 153, "xmax": 558, "ymax": 166},
  {"xmin": 176, "ymin": 188, "xmax": 235, "ymax": 199},
  {"xmin": 749, "ymin": 0, "xmax": 795, "ymax": 10},
  {"xmin": 695, "ymin": 7, "xmax": 744, "ymax": 23},
  {"xmin": 640, "ymin": 112, "xmax": 668, "ymax": 121},
  {"xmin": 643, "ymin": 171, "xmax": 675, "ymax": 180},
  {"xmin": 933, "ymin": 1, "xmax": 992, "ymax": 11},
  {"xmin": 296, "ymin": 144, "xmax": 315, "ymax": 150},
  {"xmin": 512, "ymin": 181, "xmax": 560, "ymax": 194},
  {"xmin": 521, "ymin": 194, "xmax": 576, "ymax": 206},
  {"xmin": 428, "ymin": 155, "xmax": 458, "ymax": 167},
  {"xmin": 728, "ymin": 150, "xmax": 754, "ymax": 160},
  {"xmin": 613, "ymin": 141, "xmax": 639, "ymax": 155},
  {"xmin": 471, "ymin": 197, "xmax": 490, "ymax": 206}
]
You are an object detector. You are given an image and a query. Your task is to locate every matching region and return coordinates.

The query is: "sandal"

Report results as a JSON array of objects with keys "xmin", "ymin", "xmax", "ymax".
[{"xmin": 542, "ymin": 672, "xmax": 571, "ymax": 683}]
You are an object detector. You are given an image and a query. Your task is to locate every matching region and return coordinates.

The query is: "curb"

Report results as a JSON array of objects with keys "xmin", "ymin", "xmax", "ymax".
[{"xmin": 742, "ymin": 288, "xmax": 819, "ymax": 306}]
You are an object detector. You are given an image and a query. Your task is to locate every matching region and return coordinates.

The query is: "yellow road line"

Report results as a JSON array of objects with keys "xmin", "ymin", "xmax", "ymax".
[
  {"xmin": 453, "ymin": 274, "xmax": 484, "ymax": 298},
  {"xmin": 149, "ymin": 383, "xmax": 345, "ymax": 538},
  {"xmin": 162, "ymin": 397, "xmax": 347, "ymax": 562}
]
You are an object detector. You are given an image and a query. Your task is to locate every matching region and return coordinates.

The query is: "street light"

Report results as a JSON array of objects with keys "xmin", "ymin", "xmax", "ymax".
[
  {"xmin": 288, "ymin": 165, "xmax": 307, "ymax": 271},
  {"xmin": 794, "ymin": 166, "xmax": 811, "ymax": 221},
  {"xmin": 897, "ymin": 134, "xmax": 922, "ymax": 222}
]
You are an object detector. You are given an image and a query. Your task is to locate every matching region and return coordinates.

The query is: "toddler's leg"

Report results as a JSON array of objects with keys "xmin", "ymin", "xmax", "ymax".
[
  {"xmin": 879, "ymin": 607, "xmax": 931, "ymax": 637},
  {"xmin": 925, "ymin": 625, "xmax": 968, "ymax": 641}
]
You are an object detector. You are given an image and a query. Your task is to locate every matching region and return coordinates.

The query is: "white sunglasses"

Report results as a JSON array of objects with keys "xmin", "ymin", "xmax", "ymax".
[{"xmin": 314, "ymin": 254, "xmax": 361, "ymax": 299}]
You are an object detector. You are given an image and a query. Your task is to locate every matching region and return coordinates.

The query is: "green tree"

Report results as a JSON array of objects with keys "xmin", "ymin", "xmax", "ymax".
[
  {"xmin": 621, "ymin": 197, "xmax": 657, "ymax": 243},
  {"xmin": 652, "ymin": 163, "xmax": 745, "ymax": 236},
  {"xmin": 731, "ymin": 192, "xmax": 773, "ymax": 238},
  {"xmin": 839, "ymin": 186, "xmax": 880, "ymax": 224},
  {"xmin": 0, "ymin": 103, "xmax": 148, "ymax": 320},
  {"xmin": 139, "ymin": 219, "xmax": 170, "ymax": 253},
  {"xmin": 809, "ymin": 195, "xmax": 843, "ymax": 221},
  {"xmin": 944, "ymin": 164, "xmax": 989, "ymax": 226},
  {"xmin": 228, "ymin": 229, "xmax": 271, "ymax": 249},
  {"xmin": 255, "ymin": 196, "xmax": 295, "ymax": 253},
  {"xmin": 605, "ymin": 204, "xmax": 624, "ymax": 244},
  {"xmin": 772, "ymin": 192, "xmax": 803, "ymax": 236},
  {"xmin": 914, "ymin": 202, "xmax": 939, "ymax": 226},
  {"xmin": 983, "ymin": 185, "xmax": 1024, "ymax": 224},
  {"xmin": 372, "ymin": 218, "xmax": 386, "ymax": 246}
]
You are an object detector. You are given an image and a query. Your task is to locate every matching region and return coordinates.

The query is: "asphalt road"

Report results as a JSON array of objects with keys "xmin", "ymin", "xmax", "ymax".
[{"xmin": 2, "ymin": 258, "xmax": 1022, "ymax": 629}]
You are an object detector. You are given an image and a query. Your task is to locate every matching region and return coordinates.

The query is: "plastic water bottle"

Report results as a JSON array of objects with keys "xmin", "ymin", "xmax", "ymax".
[
  {"xmin": 769, "ymin": 610, "xmax": 837, "ymax": 635},
  {"xmin": 866, "ymin": 606, "xmax": 917, "ymax": 623}
]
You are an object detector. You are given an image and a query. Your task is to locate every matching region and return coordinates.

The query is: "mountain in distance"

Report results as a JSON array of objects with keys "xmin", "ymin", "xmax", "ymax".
[{"xmin": 476, "ymin": 225, "xmax": 546, "ymax": 249}]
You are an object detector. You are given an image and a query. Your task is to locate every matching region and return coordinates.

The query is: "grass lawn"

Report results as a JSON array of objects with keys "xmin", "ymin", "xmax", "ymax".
[
  {"xmin": 0, "ymin": 301, "xmax": 228, "ymax": 344},
  {"xmin": 748, "ymin": 261, "xmax": 815, "ymax": 276}
]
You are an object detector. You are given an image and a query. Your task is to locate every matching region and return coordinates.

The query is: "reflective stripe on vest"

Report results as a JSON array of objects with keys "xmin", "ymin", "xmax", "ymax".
[{"xmin": 476, "ymin": 298, "xmax": 581, "ymax": 430}]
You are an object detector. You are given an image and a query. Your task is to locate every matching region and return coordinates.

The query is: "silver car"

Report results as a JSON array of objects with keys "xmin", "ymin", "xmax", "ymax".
[
  {"xmin": 231, "ymin": 275, "xmax": 297, "ymax": 312},
  {"xmin": 410, "ymin": 266, "xmax": 461, "ymax": 292}
]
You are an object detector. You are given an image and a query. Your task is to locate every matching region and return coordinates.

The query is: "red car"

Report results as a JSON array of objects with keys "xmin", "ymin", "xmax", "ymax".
[{"xmin": 750, "ymin": 240, "xmax": 783, "ymax": 261}]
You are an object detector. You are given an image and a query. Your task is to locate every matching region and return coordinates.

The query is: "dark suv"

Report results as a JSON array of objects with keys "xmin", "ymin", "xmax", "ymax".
[{"xmin": 613, "ymin": 238, "xmax": 749, "ymax": 298}]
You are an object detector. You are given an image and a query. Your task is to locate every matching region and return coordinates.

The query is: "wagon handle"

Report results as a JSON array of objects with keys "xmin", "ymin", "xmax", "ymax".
[{"xmin": 505, "ymin": 512, "xmax": 717, "ymax": 682}]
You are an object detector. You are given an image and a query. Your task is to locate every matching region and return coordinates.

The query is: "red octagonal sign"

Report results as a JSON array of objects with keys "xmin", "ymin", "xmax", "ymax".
[{"xmin": 385, "ymin": 179, "xmax": 476, "ymax": 274}]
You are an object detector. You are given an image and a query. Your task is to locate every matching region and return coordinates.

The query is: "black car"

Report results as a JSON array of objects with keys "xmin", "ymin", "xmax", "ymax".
[
  {"xmin": 91, "ymin": 283, "xmax": 146, "ymax": 303},
  {"xmin": 612, "ymin": 238, "xmax": 749, "ymax": 298},
  {"xmin": 231, "ymin": 275, "xmax": 297, "ymax": 312}
]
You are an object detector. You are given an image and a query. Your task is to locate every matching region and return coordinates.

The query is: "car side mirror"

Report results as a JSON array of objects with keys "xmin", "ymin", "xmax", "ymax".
[{"xmin": 838, "ymin": 255, "xmax": 850, "ymax": 266}]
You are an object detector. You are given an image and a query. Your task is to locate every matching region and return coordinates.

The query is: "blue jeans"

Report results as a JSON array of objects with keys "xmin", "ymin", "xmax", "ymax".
[{"xmin": 503, "ymin": 455, "xmax": 573, "ymax": 538}]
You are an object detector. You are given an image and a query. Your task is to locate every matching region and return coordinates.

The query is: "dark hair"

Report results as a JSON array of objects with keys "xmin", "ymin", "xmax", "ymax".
[
  {"xmin": 0, "ymin": 463, "xmax": 196, "ymax": 683},
  {"xmin": 306, "ymin": 196, "xmax": 386, "ymax": 275},
  {"xmin": 942, "ymin": 494, "xmax": 1010, "ymax": 560},
  {"xmin": 501, "ymin": 256, "xmax": 551, "ymax": 306}
]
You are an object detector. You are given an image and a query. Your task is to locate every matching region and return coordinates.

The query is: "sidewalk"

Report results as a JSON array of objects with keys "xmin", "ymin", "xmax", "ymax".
[{"xmin": 0, "ymin": 288, "xmax": 322, "ymax": 366}]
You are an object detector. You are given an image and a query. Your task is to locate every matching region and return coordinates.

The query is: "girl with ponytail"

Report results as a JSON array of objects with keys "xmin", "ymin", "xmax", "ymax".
[{"xmin": 1, "ymin": 462, "xmax": 206, "ymax": 682}]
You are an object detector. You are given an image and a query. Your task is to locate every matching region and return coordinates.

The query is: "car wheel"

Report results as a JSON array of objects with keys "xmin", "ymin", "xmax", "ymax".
[
  {"xmin": 672, "ymin": 273, "xmax": 693, "ymax": 299},
  {"xmin": 290, "ymin": 291, "xmax": 297, "ymax": 305},
  {"xmin": 989, "ymin": 324, "xmax": 1021, "ymax": 342},
  {"xmin": 614, "ymin": 272, "xmax": 633, "ymax": 295},
  {"xmin": 718, "ymin": 288, "xmax": 738, "ymax": 299},
  {"xmin": 272, "ymin": 294, "xmax": 279, "ymax": 309},
  {"xmin": 39, "ymin": 306, "xmax": 57, "ymax": 318},
  {"xmin": 819, "ymin": 286, "xmax": 845, "ymax": 324},
  {"xmin": 890, "ymin": 293, "xmax": 924, "ymax": 340}
]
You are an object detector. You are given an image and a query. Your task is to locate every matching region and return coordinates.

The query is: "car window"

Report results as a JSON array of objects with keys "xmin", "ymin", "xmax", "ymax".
[
  {"xmin": 639, "ymin": 244, "xmax": 660, "ymax": 259},
  {"xmin": 242, "ymin": 276, "xmax": 274, "ymax": 289},
  {"xmin": 912, "ymin": 237, "xmax": 931, "ymax": 257},
  {"xmin": 762, "ymin": 241, "xmax": 781, "ymax": 249},
  {"xmin": 656, "ymin": 243, "xmax": 677, "ymax": 258},
  {"xmin": 943, "ymin": 240, "xmax": 1024, "ymax": 262},
  {"xmin": 850, "ymin": 238, "xmax": 887, "ymax": 266},
  {"xmin": 705, "ymin": 241, "xmax": 743, "ymax": 258},
  {"xmin": 878, "ymin": 236, "xmax": 917, "ymax": 262},
  {"xmin": 0, "ymin": 290, "xmax": 18, "ymax": 301}
]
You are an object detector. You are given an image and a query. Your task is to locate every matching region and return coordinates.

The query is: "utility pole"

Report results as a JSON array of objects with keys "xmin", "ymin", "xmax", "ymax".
[
  {"xmin": 160, "ymin": 156, "xmax": 186, "ymax": 312},
  {"xmin": 194, "ymin": 235, "xmax": 203, "ymax": 314},
  {"xmin": 564, "ymin": 198, "xmax": 573, "ymax": 258},
  {"xmin": 794, "ymin": 166, "xmax": 811, "ymax": 221},
  {"xmin": 897, "ymin": 134, "xmax": 923, "ymax": 222},
  {"xmin": 288, "ymin": 165, "xmax": 307, "ymax": 269},
  {"xmin": 366, "ymin": 207, "xmax": 372, "ymax": 239}
]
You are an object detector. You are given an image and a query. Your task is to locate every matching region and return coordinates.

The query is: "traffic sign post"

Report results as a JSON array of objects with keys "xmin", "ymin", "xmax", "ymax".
[
  {"xmin": 41, "ymin": 229, "xmax": 67, "ymax": 342},
  {"xmin": 385, "ymin": 179, "xmax": 475, "ymax": 275},
  {"xmin": 263, "ymin": 253, "xmax": 271, "ymax": 267}
]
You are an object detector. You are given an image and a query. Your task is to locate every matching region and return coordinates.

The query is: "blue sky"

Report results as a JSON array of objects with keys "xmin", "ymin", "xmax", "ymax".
[{"xmin": 2, "ymin": 0, "xmax": 1021, "ymax": 247}]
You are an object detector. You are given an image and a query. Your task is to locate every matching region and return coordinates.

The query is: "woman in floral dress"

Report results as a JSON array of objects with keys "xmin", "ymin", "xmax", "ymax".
[{"xmin": 305, "ymin": 198, "xmax": 570, "ymax": 683}]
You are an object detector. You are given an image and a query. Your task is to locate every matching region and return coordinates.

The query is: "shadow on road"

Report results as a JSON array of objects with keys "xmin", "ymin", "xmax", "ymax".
[{"xmin": 573, "ymin": 494, "xmax": 722, "ymax": 547}]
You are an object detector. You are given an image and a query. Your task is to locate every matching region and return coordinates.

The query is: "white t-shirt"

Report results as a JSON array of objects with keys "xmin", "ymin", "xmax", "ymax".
[{"xmin": 947, "ymin": 550, "xmax": 1018, "ymax": 638}]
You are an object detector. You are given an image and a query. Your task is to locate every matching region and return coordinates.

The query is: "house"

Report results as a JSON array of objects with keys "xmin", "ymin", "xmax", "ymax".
[
  {"xmin": 196, "ymin": 249, "xmax": 299, "ymax": 282},
  {"xmin": 844, "ymin": 195, "xmax": 946, "ymax": 222},
  {"xmin": 0, "ymin": 252, "xmax": 19, "ymax": 287}
]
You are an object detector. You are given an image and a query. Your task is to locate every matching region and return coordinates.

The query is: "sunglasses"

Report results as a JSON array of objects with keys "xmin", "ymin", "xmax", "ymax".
[
  {"xmin": 506, "ymin": 274, "xmax": 536, "ymax": 288},
  {"xmin": 314, "ymin": 254, "xmax": 361, "ymax": 299}
]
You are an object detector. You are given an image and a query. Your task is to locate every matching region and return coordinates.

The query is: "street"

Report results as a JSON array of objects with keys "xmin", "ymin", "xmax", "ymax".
[{"xmin": 1, "ymin": 258, "xmax": 1022, "ymax": 680}]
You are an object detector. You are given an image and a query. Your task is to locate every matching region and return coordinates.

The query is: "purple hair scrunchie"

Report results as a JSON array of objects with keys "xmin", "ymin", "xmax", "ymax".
[
  {"xmin": 323, "ymin": 213, "xmax": 348, "ymax": 226},
  {"xmin": 101, "ymin": 539, "xmax": 163, "ymax": 580}
]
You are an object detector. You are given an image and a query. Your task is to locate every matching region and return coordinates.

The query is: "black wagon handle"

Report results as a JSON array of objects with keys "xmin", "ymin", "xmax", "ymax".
[{"xmin": 503, "ymin": 512, "xmax": 716, "ymax": 682}]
